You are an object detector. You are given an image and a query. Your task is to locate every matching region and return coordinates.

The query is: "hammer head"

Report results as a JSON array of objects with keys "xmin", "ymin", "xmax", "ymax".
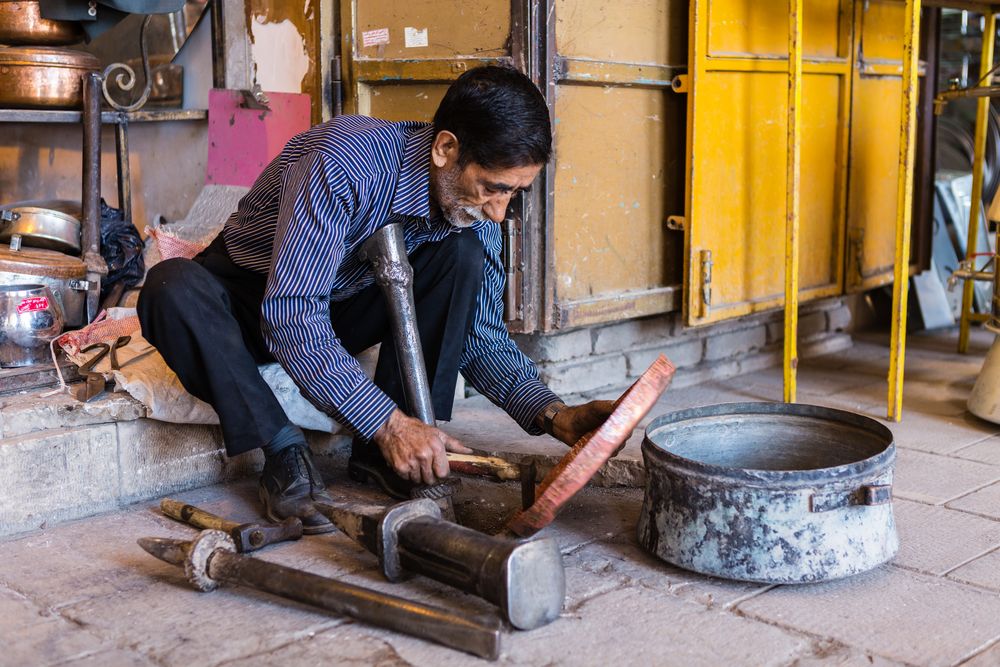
[{"xmin": 232, "ymin": 517, "xmax": 303, "ymax": 553}]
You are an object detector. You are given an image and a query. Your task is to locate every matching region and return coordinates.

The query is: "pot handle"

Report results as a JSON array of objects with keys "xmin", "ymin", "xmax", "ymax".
[
  {"xmin": 809, "ymin": 484, "xmax": 892, "ymax": 512},
  {"xmin": 0, "ymin": 209, "xmax": 17, "ymax": 225}
]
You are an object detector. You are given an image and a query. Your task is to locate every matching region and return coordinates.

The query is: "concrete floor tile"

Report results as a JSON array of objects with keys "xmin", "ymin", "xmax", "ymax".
[
  {"xmin": 954, "ymin": 434, "xmax": 1000, "ymax": 466},
  {"xmin": 565, "ymin": 533, "xmax": 769, "ymax": 610},
  {"xmin": 227, "ymin": 625, "xmax": 410, "ymax": 666},
  {"xmin": 893, "ymin": 449, "xmax": 1000, "ymax": 504},
  {"xmin": 0, "ymin": 587, "xmax": 111, "ymax": 667},
  {"xmin": 57, "ymin": 577, "xmax": 344, "ymax": 667},
  {"xmin": 881, "ymin": 410, "xmax": 999, "ymax": 455},
  {"xmin": 947, "ymin": 548, "xmax": 1000, "ymax": 593},
  {"xmin": 893, "ymin": 499, "xmax": 1000, "ymax": 575},
  {"xmin": 947, "ymin": 481, "xmax": 1000, "ymax": 520},
  {"xmin": 507, "ymin": 586, "xmax": 813, "ymax": 666},
  {"xmin": 0, "ymin": 507, "xmax": 189, "ymax": 609},
  {"xmin": 736, "ymin": 566, "xmax": 1000, "ymax": 666},
  {"xmin": 960, "ymin": 640, "xmax": 1000, "ymax": 667},
  {"xmin": 375, "ymin": 585, "xmax": 814, "ymax": 667},
  {"xmin": 66, "ymin": 649, "xmax": 157, "ymax": 666},
  {"xmin": 785, "ymin": 644, "xmax": 907, "ymax": 667}
]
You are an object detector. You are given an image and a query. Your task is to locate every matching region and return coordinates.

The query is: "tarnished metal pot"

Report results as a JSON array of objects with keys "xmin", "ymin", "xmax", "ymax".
[
  {"xmin": 0, "ymin": 1, "xmax": 84, "ymax": 45},
  {"xmin": 637, "ymin": 403, "xmax": 898, "ymax": 584},
  {"xmin": 0, "ymin": 244, "xmax": 88, "ymax": 327},
  {"xmin": 0, "ymin": 47, "xmax": 99, "ymax": 109},
  {"xmin": 0, "ymin": 284, "xmax": 64, "ymax": 367}
]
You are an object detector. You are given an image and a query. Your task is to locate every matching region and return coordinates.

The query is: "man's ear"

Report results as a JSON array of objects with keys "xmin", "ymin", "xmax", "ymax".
[{"xmin": 431, "ymin": 130, "xmax": 459, "ymax": 168}]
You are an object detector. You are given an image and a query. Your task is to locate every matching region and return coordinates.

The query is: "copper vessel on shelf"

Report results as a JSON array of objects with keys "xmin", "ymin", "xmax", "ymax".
[
  {"xmin": 0, "ymin": 1, "xmax": 84, "ymax": 46},
  {"xmin": 0, "ymin": 47, "xmax": 99, "ymax": 108}
]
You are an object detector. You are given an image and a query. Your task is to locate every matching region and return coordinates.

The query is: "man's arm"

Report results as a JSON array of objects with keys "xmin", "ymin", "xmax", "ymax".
[
  {"xmin": 461, "ymin": 225, "xmax": 614, "ymax": 445},
  {"xmin": 261, "ymin": 152, "xmax": 397, "ymax": 439}
]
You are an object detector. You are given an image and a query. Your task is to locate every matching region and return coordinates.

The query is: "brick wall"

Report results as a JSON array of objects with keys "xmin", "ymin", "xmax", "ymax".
[{"xmin": 513, "ymin": 298, "xmax": 853, "ymax": 396}]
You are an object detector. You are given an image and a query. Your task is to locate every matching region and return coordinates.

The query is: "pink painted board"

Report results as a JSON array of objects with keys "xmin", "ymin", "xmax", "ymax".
[{"xmin": 206, "ymin": 89, "xmax": 312, "ymax": 187}]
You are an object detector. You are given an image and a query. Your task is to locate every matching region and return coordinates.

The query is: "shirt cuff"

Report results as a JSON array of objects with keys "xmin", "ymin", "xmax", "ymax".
[
  {"xmin": 505, "ymin": 380, "xmax": 562, "ymax": 436},
  {"xmin": 336, "ymin": 378, "xmax": 398, "ymax": 441}
]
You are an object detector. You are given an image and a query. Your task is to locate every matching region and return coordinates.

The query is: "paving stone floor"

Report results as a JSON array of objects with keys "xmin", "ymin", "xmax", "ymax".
[{"xmin": 3, "ymin": 327, "xmax": 1000, "ymax": 666}]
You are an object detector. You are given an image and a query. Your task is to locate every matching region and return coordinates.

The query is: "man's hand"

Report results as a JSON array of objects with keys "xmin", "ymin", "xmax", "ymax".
[
  {"xmin": 373, "ymin": 409, "xmax": 473, "ymax": 484},
  {"xmin": 549, "ymin": 400, "xmax": 616, "ymax": 447}
]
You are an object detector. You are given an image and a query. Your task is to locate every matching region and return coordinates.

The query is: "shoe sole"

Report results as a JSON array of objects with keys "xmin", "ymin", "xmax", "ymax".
[{"xmin": 258, "ymin": 485, "xmax": 337, "ymax": 536}]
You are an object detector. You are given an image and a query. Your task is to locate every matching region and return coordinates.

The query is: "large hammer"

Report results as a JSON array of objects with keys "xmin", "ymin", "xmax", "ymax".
[{"xmin": 359, "ymin": 223, "xmax": 521, "ymax": 484}]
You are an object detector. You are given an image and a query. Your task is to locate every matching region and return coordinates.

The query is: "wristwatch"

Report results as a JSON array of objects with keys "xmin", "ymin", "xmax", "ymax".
[{"xmin": 538, "ymin": 400, "xmax": 568, "ymax": 435}]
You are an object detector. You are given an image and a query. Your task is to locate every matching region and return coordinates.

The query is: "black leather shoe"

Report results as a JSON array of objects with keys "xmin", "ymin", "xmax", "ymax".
[
  {"xmin": 259, "ymin": 445, "xmax": 335, "ymax": 534},
  {"xmin": 348, "ymin": 439, "xmax": 459, "ymax": 501}
]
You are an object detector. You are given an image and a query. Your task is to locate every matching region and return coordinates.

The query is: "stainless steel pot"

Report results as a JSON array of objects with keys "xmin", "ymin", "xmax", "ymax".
[
  {"xmin": 0, "ymin": 199, "xmax": 81, "ymax": 254},
  {"xmin": 638, "ymin": 402, "xmax": 898, "ymax": 584},
  {"xmin": 0, "ymin": 283, "xmax": 64, "ymax": 367},
  {"xmin": 0, "ymin": 46, "xmax": 99, "ymax": 109},
  {"xmin": 0, "ymin": 243, "xmax": 88, "ymax": 327},
  {"xmin": 0, "ymin": 1, "xmax": 84, "ymax": 46}
]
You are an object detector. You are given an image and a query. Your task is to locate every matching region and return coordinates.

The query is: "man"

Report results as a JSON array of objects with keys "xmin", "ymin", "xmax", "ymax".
[{"xmin": 138, "ymin": 66, "xmax": 613, "ymax": 533}]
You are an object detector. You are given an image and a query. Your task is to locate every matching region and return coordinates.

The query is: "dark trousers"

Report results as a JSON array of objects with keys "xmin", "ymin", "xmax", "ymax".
[{"xmin": 137, "ymin": 229, "xmax": 485, "ymax": 456}]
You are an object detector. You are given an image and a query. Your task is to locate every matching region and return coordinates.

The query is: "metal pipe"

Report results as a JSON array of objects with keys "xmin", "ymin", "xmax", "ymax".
[
  {"xmin": 887, "ymin": 0, "xmax": 922, "ymax": 422},
  {"xmin": 959, "ymin": 13, "xmax": 996, "ymax": 354},
  {"xmin": 934, "ymin": 84, "xmax": 1000, "ymax": 113},
  {"xmin": 115, "ymin": 114, "xmax": 131, "ymax": 226},
  {"xmin": 210, "ymin": 0, "xmax": 226, "ymax": 89},
  {"xmin": 360, "ymin": 223, "xmax": 435, "ymax": 424},
  {"xmin": 783, "ymin": 0, "xmax": 803, "ymax": 404},
  {"xmin": 331, "ymin": 55, "xmax": 343, "ymax": 117},
  {"xmin": 138, "ymin": 531, "xmax": 501, "ymax": 660},
  {"xmin": 81, "ymin": 72, "xmax": 101, "ymax": 261}
]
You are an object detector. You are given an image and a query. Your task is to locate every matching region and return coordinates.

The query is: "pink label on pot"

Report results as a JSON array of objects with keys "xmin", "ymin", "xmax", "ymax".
[{"xmin": 16, "ymin": 296, "xmax": 49, "ymax": 314}]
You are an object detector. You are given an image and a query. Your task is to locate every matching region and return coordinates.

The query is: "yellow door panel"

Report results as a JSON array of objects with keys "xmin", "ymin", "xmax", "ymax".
[
  {"xmin": 355, "ymin": 0, "xmax": 509, "ymax": 60},
  {"xmin": 846, "ymin": 75, "xmax": 903, "ymax": 291},
  {"xmin": 706, "ymin": 0, "xmax": 844, "ymax": 59},
  {"xmin": 685, "ymin": 0, "xmax": 850, "ymax": 326},
  {"xmin": 555, "ymin": 0, "xmax": 687, "ymax": 65},
  {"xmin": 362, "ymin": 84, "xmax": 448, "ymax": 121},
  {"xmin": 553, "ymin": 86, "xmax": 675, "ymax": 304},
  {"xmin": 857, "ymin": 0, "xmax": 904, "ymax": 62},
  {"xmin": 844, "ymin": 0, "xmax": 905, "ymax": 292}
]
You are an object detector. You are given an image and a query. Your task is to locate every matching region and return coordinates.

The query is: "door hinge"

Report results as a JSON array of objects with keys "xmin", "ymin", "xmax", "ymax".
[
  {"xmin": 503, "ymin": 216, "xmax": 524, "ymax": 322},
  {"xmin": 699, "ymin": 249, "xmax": 713, "ymax": 318}
]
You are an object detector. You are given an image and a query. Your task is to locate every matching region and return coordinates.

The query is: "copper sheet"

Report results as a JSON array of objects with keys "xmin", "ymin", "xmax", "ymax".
[{"xmin": 504, "ymin": 354, "xmax": 675, "ymax": 537}]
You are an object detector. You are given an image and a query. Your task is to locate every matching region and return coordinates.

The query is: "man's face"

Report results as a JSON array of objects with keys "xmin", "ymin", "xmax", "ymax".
[{"xmin": 430, "ymin": 131, "xmax": 543, "ymax": 227}]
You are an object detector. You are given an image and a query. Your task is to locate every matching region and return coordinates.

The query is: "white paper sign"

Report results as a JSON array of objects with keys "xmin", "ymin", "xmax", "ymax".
[
  {"xmin": 404, "ymin": 26, "xmax": 428, "ymax": 48},
  {"xmin": 362, "ymin": 27, "xmax": 390, "ymax": 47}
]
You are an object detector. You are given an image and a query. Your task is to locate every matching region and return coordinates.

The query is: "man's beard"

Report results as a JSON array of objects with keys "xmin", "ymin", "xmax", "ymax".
[{"xmin": 434, "ymin": 165, "xmax": 484, "ymax": 228}]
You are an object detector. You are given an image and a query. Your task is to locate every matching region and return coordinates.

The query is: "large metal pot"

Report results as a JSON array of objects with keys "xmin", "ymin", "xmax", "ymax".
[
  {"xmin": 0, "ymin": 243, "xmax": 88, "ymax": 327},
  {"xmin": 0, "ymin": 199, "xmax": 81, "ymax": 254},
  {"xmin": 637, "ymin": 402, "xmax": 898, "ymax": 584},
  {"xmin": 0, "ymin": 46, "xmax": 99, "ymax": 109},
  {"xmin": 0, "ymin": 283, "xmax": 64, "ymax": 367},
  {"xmin": 0, "ymin": 1, "xmax": 84, "ymax": 46}
]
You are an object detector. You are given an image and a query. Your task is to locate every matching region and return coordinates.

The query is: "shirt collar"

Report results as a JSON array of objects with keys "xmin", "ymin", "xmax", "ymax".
[{"xmin": 391, "ymin": 124, "xmax": 435, "ymax": 221}]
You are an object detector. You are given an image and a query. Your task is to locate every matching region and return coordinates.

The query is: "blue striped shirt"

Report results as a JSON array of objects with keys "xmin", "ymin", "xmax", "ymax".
[{"xmin": 221, "ymin": 115, "xmax": 561, "ymax": 440}]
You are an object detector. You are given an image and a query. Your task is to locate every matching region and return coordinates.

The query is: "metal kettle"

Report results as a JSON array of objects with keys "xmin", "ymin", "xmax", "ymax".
[{"xmin": 0, "ymin": 283, "xmax": 65, "ymax": 367}]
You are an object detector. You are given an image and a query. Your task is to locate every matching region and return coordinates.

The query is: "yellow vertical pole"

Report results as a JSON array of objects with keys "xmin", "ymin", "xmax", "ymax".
[
  {"xmin": 958, "ymin": 14, "xmax": 997, "ymax": 353},
  {"xmin": 783, "ymin": 0, "xmax": 803, "ymax": 403},
  {"xmin": 887, "ymin": 0, "xmax": 921, "ymax": 421}
]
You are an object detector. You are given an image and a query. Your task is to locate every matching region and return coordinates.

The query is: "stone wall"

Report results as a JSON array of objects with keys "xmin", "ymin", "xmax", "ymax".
[{"xmin": 514, "ymin": 298, "xmax": 853, "ymax": 396}]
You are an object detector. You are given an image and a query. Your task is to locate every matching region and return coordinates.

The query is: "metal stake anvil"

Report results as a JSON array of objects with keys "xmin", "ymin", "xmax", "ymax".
[
  {"xmin": 315, "ymin": 497, "xmax": 566, "ymax": 631},
  {"xmin": 138, "ymin": 530, "xmax": 502, "ymax": 660},
  {"xmin": 360, "ymin": 222, "xmax": 435, "ymax": 423}
]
